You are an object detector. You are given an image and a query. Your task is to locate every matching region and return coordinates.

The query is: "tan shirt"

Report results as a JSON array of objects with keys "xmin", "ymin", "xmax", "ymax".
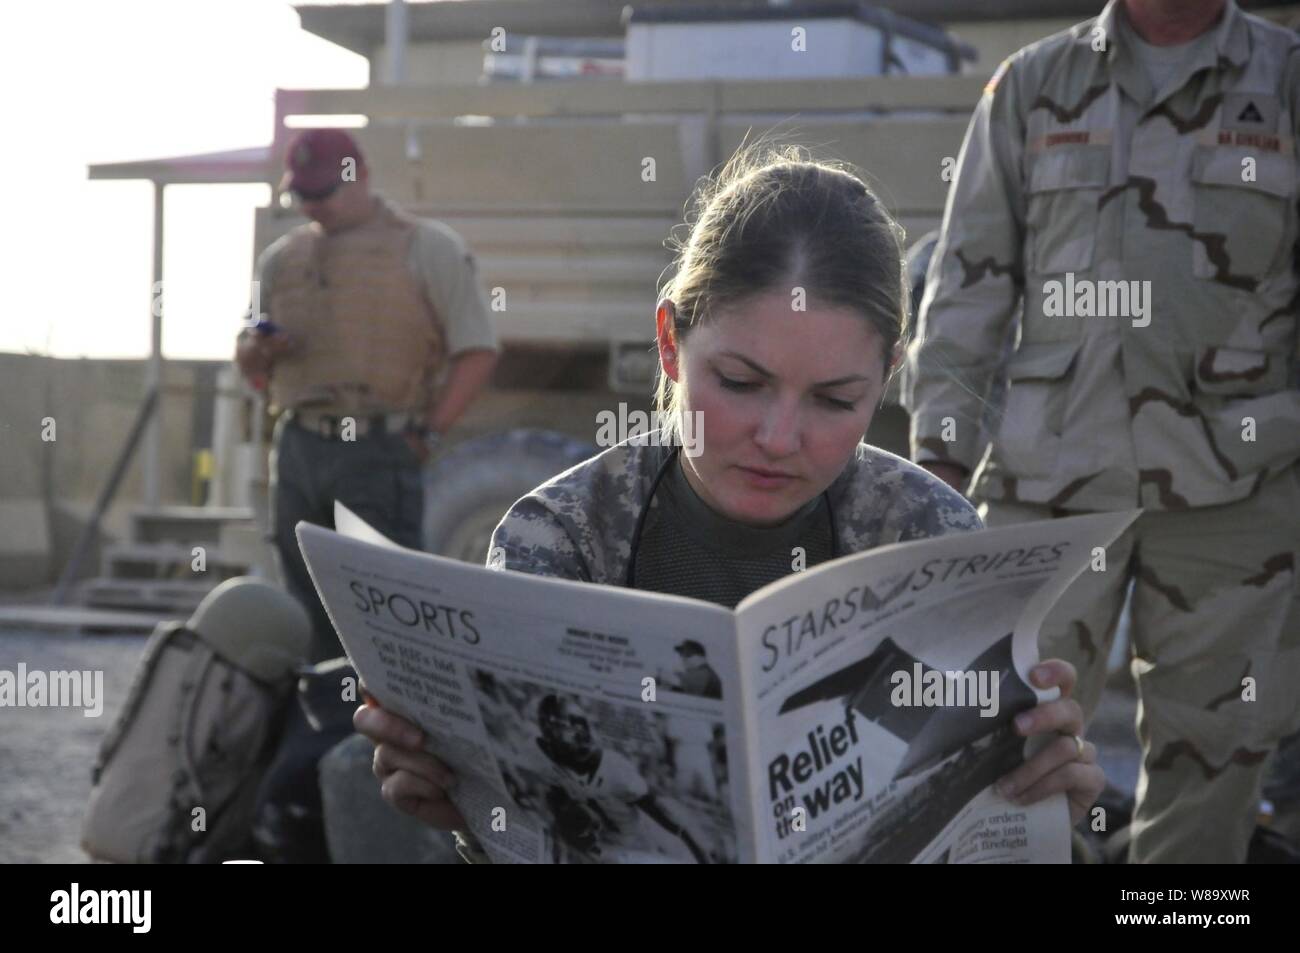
[{"xmin": 256, "ymin": 204, "xmax": 498, "ymax": 361}]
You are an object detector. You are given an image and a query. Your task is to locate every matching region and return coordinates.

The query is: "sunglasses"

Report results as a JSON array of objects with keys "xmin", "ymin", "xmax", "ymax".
[{"xmin": 290, "ymin": 182, "xmax": 341, "ymax": 202}]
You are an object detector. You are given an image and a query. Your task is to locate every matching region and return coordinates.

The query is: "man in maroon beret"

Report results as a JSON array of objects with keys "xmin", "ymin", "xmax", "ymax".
[{"xmin": 236, "ymin": 128, "xmax": 499, "ymax": 661}]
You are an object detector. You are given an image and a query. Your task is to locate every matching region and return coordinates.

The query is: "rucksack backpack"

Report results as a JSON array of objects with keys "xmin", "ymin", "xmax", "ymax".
[{"xmin": 81, "ymin": 578, "xmax": 311, "ymax": 863}]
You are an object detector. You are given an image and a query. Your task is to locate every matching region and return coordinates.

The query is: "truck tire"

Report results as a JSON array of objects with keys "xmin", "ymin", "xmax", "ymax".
[{"xmin": 421, "ymin": 429, "xmax": 597, "ymax": 563}]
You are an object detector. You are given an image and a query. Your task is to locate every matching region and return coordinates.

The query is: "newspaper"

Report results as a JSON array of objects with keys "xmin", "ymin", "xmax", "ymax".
[{"xmin": 297, "ymin": 504, "xmax": 1138, "ymax": 864}]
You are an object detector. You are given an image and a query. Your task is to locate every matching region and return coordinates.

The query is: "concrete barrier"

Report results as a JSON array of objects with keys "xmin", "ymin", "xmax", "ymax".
[{"xmin": 0, "ymin": 353, "xmax": 227, "ymax": 589}]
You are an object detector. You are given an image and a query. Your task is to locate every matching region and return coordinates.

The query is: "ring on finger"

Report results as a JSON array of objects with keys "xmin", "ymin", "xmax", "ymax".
[{"xmin": 1062, "ymin": 732, "xmax": 1085, "ymax": 760}]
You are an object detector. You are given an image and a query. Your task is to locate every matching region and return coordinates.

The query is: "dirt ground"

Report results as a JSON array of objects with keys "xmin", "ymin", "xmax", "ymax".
[{"xmin": 0, "ymin": 617, "xmax": 1145, "ymax": 864}]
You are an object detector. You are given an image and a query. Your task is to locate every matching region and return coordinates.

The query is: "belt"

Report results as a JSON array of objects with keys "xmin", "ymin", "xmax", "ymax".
[{"xmin": 288, "ymin": 409, "xmax": 420, "ymax": 440}]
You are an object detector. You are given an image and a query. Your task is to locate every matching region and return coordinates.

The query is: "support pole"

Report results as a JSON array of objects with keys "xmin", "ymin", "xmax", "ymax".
[
  {"xmin": 385, "ymin": 0, "xmax": 408, "ymax": 85},
  {"xmin": 144, "ymin": 180, "xmax": 165, "ymax": 507}
]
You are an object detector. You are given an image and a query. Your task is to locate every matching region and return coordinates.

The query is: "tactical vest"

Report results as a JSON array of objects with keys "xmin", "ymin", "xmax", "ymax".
[{"xmin": 268, "ymin": 198, "xmax": 445, "ymax": 415}]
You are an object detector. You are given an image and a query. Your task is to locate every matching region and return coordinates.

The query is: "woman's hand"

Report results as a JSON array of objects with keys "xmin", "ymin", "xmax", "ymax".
[
  {"xmin": 995, "ymin": 658, "xmax": 1105, "ymax": 827},
  {"xmin": 353, "ymin": 696, "xmax": 466, "ymax": 830}
]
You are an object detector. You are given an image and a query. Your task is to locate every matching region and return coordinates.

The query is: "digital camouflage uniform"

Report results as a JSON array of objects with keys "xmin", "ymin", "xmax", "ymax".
[
  {"xmin": 487, "ymin": 436, "xmax": 982, "ymax": 585},
  {"xmin": 905, "ymin": 0, "xmax": 1300, "ymax": 862}
]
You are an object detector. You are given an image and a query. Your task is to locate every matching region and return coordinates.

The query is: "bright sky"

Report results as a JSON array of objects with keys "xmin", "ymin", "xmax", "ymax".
[{"xmin": 4, "ymin": 0, "xmax": 370, "ymax": 359}]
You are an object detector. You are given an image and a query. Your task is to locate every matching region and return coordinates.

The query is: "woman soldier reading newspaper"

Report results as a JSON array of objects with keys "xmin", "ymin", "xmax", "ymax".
[{"xmin": 354, "ymin": 145, "xmax": 1106, "ymax": 863}]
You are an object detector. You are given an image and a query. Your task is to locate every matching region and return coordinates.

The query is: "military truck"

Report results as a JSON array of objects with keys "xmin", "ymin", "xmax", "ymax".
[
  {"xmin": 78, "ymin": 0, "xmax": 1297, "ymax": 591},
  {"xmin": 80, "ymin": 0, "xmax": 1120, "ymax": 620},
  {"xmin": 245, "ymin": 0, "xmax": 995, "ymax": 563}
]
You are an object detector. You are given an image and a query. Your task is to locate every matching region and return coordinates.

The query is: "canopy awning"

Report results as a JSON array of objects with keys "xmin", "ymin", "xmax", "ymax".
[{"xmin": 87, "ymin": 146, "xmax": 273, "ymax": 186}]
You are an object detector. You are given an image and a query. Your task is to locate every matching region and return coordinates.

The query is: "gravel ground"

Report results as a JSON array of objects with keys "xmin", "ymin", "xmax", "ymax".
[
  {"xmin": 0, "ymin": 617, "xmax": 1145, "ymax": 864},
  {"xmin": 0, "ymin": 626, "xmax": 150, "ymax": 863}
]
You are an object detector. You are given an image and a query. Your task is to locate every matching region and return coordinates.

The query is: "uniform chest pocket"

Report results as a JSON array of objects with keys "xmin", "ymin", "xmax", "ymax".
[
  {"xmin": 1193, "ymin": 345, "xmax": 1290, "ymax": 398},
  {"xmin": 1190, "ymin": 147, "xmax": 1295, "ymax": 281},
  {"xmin": 1025, "ymin": 146, "xmax": 1110, "ymax": 275},
  {"xmin": 1191, "ymin": 345, "xmax": 1298, "ymax": 479}
]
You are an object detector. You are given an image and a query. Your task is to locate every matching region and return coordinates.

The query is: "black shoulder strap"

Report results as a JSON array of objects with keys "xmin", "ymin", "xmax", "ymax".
[{"xmin": 826, "ymin": 487, "xmax": 841, "ymax": 559}]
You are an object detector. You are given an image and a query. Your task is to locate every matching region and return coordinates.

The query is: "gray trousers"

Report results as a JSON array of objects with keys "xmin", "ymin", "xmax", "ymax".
[{"xmin": 269, "ymin": 415, "xmax": 425, "ymax": 662}]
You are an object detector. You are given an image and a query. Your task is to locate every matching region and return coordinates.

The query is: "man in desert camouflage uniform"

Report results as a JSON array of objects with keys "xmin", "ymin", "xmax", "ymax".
[{"xmin": 905, "ymin": 0, "xmax": 1300, "ymax": 862}]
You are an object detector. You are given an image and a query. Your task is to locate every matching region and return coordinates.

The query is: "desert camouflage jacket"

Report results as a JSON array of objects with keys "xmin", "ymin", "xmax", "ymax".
[
  {"xmin": 905, "ymin": 0, "xmax": 1300, "ymax": 511},
  {"xmin": 487, "ymin": 436, "xmax": 981, "ymax": 584}
]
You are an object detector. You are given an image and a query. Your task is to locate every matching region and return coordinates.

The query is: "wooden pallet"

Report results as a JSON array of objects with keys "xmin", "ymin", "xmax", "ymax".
[
  {"xmin": 101, "ymin": 541, "xmax": 248, "ymax": 579},
  {"xmin": 130, "ymin": 506, "xmax": 255, "ymax": 546},
  {"xmin": 78, "ymin": 578, "xmax": 217, "ymax": 614},
  {"xmin": 65, "ymin": 506, "xmax": 260, "ymax": 615},
  {"xmin": 0, "ymin": 605, "xmax": 173, "ymax": 633}
]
